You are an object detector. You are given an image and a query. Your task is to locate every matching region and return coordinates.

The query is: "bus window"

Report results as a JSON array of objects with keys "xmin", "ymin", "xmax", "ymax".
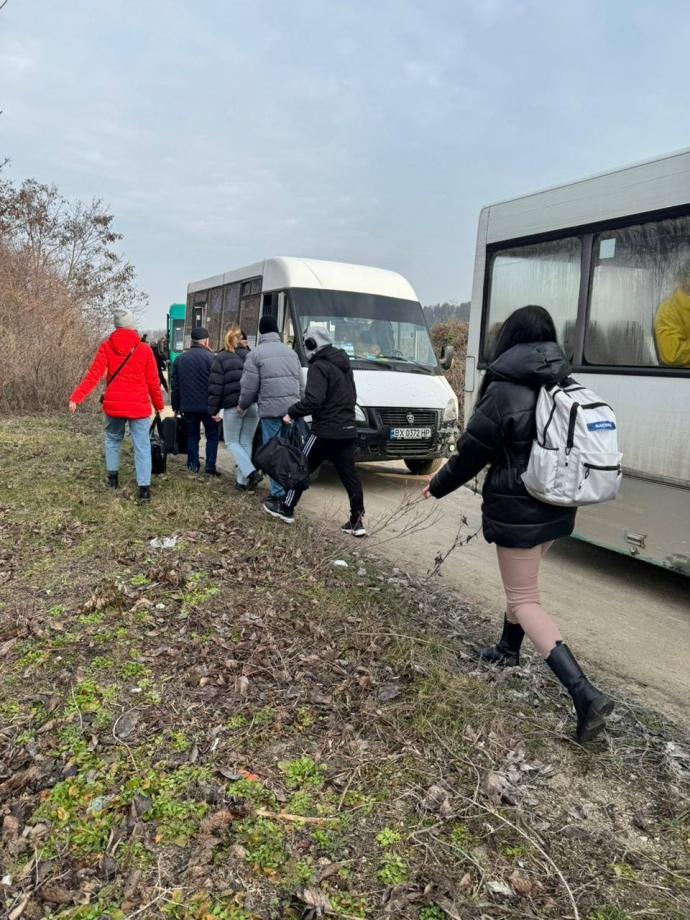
[
  {"xmin": 284, "ymin": 310, "xmax": 295, "ymax": 349},
  {"xmin": 485, "ymin": 238, "xmax": 581, "ymax": 361},
  {"xmin": 223, "ymin": 282, "xmax": 241, "ymax": 326},
  {"xmin": 586, "ymin": 215, "xmax": 690, "ymax": 368},
  {"xmin": 171, "ymin": 319, "xmax": 185, "ymax": 353}
]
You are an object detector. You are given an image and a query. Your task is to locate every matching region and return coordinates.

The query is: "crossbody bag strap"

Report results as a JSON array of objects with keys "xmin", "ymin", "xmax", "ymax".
[{"xmin": 105, "ymin": 340, "xmax": 141, "ymax": 391}]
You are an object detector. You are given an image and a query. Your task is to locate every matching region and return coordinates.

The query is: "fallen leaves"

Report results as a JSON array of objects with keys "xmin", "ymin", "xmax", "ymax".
[
  {"xmin": 0, "ymin": 766, "xmax": 40, "ymax": 794},
  {"xmin": 421, "ymin": 784, "xmax": 453, "ymax": 817},
  {"xmin": 113, "ymin": 709, "xmax": 140, "ymax": 740}
]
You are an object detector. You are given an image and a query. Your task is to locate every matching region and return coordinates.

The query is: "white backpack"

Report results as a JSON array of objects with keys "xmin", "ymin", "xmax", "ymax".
[{"xmin": 522, "ymin": 381, "xmax": 623, "ymax": 507}]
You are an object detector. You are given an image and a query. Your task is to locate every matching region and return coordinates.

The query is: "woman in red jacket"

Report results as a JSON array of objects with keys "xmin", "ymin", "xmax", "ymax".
[{"xmin": 69, "ymin": 309, "xmax": 164, "ymax": 501}]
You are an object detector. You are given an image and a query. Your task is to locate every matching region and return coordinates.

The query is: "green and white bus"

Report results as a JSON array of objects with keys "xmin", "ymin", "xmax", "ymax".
[{"xmin": 167, "ymin": 303, "xmax": 186, "ymax": 365}]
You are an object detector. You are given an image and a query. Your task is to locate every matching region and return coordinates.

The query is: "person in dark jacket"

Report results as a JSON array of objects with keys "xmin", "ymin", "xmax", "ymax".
[
  {"xmin": 423, "ymin": 305, "xmax": 614, "ymax": 742},
  {"xmin": 238, "ymin": 314, "xmax": 302, "ymax": 502},
  {"xmin": 171, "ymin": 327, "xmax": 220, "ymax": 475},
  {"xmin": 209, "ymin": 324, "xmax": 262, "ymax": 491},
  {"xmin": 69, "ymin": 308, "xmax": 164, "ymax": 501},
  {"xmin": 150, "ymin": 340, "xmax": 169, "ymax": 392},
  {"xmin": 265, "ymin": 326, "xmax": 366, "ymax": 535}
]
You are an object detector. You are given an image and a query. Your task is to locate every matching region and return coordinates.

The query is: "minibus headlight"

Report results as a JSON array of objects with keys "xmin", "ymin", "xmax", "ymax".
[
  {"xmin": 355, "ymin": 404, "xmax": 367, "ymax": 425},
  {"xmin": 443, "ymin": 396, "xmax": 458, "ymax": 423}
]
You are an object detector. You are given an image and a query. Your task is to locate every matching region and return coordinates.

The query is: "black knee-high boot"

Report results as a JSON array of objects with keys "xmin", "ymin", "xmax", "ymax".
[
  {"xmin": 472, "ymin": 614, "xmax": 524, "ymax": 667},
  {"xmin": 546, "ymin": 641, "xmax": 614, "ymax": 742}
]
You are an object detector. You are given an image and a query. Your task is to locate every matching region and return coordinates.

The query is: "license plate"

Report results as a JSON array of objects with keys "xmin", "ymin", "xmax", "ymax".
[{"xmin": 389, "ymin": 427, "xmax": 432, "ymax": 440}]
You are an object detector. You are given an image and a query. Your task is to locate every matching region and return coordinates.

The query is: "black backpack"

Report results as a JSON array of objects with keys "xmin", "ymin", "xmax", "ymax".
[{"xmin": 149, "ymin": 413, "xmax": 168, "ymax": 475}]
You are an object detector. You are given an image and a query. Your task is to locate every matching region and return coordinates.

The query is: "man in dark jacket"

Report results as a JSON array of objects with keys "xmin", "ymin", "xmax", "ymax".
[
  {"xmin": 265, "ymin": 326, "xmax": 366, "ymax": 535},
  {"xmin": 171, "ymin": 327, "xmax": 220, "ymax": 475},
  {"xmin": 150, "ymin": 340, "xmax": 169, "ymax": 392}
]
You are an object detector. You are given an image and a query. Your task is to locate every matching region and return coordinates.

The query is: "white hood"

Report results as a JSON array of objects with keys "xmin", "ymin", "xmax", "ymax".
[{"xmin": 353, "ymin": 369, "xmax": 454, "ymax": 409}]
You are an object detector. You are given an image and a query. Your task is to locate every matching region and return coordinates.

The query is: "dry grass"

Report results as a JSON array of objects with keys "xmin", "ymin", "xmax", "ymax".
[{"xmin": 0, "ymin": 414, "xmax": 688, "ymax": 920}]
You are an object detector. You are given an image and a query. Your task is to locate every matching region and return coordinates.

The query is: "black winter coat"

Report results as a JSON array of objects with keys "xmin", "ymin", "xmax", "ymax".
[
  {"xmin": 287, "ymin": 346, "xmax": 357, "ymax": 439},
  {"xmin": 207, "ymin": 347, "xmax": 250, "ymax": 415},
  {"xmin": 429, "ymin": 342, "xmax": 577, "ymax": 548},
  {"xmin": 171, "ymin": 342, "xmax": 215, "ymax": 414}
]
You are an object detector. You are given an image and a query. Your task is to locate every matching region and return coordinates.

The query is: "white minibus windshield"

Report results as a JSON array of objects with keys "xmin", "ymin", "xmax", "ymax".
[{"xmin": 290, "ymin": 288, "xmax": 438, "ymax": 372}]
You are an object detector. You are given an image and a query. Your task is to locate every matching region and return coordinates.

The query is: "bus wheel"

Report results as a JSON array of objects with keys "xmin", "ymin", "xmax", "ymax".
[{"xmin": 404, "ymin": 458, "xmax": 441, "ymax": 476}]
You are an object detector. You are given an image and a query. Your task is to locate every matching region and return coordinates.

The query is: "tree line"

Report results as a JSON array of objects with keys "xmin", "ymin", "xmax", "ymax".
[
  {"xmin": 423, "ymin": 300, "xmax": 470, "ymax": 325},
  {"xmin": 0, "ymin": 169, "xmax": 147, "ymax": 414}
]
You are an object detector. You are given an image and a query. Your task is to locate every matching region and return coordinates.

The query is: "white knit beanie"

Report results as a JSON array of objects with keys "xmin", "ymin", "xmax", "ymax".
[{"xmin": 113, "ymin": 308, "xmax": 136, "ymax": 330}]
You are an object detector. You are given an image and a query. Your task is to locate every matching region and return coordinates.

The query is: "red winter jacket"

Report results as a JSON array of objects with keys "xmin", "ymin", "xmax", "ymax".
[{"xmin": 70, "ymin": 328, "xmax": 164, "ymax": 418}]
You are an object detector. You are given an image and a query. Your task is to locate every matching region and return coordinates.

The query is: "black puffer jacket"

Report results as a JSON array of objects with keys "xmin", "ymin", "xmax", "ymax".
[
  {"xmin": 171, "ymin": 342, "xmax": 215, "ymax": 413},
  {"xmin": 208, "ymin": 346, "xmax": 250, "ymax": 415},
  {"xmin": 429, "ymin": 342, "xmax": 577, "ymax": 548},
  {"xmin": 287, "ymin": 345, "xmax": 357, "ymax": 439}
]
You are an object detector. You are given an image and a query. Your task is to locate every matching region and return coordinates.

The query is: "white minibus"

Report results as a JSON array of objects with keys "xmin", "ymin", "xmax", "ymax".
[
  {"xmin": 466, "ymin": 148, "xmax": 690, "ymax": 573},
  {"xmin": 185, "ymin": 257, "xmax": 459, "ymax": 474}
]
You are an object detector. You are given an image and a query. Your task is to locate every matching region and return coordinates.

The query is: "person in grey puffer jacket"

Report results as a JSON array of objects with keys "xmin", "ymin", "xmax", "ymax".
[{"xmin": 238, "ymin": 314, "xmax": 302, "ymax": 500}]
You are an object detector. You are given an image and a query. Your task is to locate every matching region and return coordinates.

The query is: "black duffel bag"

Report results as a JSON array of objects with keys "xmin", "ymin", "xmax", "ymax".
[
  {"xmin": 254, "ymin": 421, "xmax": 310, "ymax": 491},
  {"xmin": 149, "ymin": 413, "xmax": 168, "ymax": 475}
]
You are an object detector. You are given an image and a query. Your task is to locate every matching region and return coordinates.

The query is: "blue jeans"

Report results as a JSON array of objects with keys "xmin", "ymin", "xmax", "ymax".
[
  {"xmin": 104, "ymin": 415, "xmax": 151, "ymax": 486},
  {"xmin": 184, "ymin": 412, "xmax": 220, "ymax": 473},
  {"xmin": 261, "ymin": 417, "xmax": 289, "ymax": 498},
  {"xmin": 223, "ymin": 404, "xmax": 260, "ymax": 485}
]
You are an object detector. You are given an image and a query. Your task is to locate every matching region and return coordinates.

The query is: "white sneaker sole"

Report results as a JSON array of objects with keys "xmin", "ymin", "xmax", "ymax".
[
  {"xmin": 342, "ymin": 528, "xmax": 367, "ymax": 538},
  {"xmin": 263, "ymin": 505, "xmax": 294, "ymax": 524}
]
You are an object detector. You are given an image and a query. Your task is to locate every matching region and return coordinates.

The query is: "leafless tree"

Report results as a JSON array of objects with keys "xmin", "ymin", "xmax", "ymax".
[{"xmin": 0, "ymin": 177, "xmax": 148, "ymax": 331}]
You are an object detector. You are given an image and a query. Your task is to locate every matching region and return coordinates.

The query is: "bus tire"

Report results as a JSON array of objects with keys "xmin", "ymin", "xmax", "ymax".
[{"xmin": 404, "ymin": 458, "xmax": 442, "ymax": 476}]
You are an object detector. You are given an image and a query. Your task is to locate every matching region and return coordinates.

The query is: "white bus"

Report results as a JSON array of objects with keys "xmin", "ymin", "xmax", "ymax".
[
  {"xmin": 186, "ymin": 257, "xmax": 459, "ymax": 474},
  {"xmin": 466, "ymin": 149, "xmax": 690, "ymax": 574}
]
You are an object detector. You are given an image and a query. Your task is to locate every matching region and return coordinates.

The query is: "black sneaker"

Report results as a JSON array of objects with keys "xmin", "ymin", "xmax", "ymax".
[
  {"xmin": 138, "ymin": 486, "xmax": 151, "ymax": 502},
  {"xmin": 205, "ymin": 469, "xmax": 222, "ymax": 477},
  {"xmin": 263, "ymin": 499, "xmax": 294, "ymax": 524},
  {"xmin": 245, "ymin": 469, "xmax": 264, "ymax": 492},
  {"xmin": 107, "ymin": 471, "xmax": 119, "ymax": 489},
  {"xmin": 235, "ymin": 482, "xmax": 247, "ymax": 492},
  {"xmin": 341, "ymin": 517, "xmax": 367, "ymax": 538}
]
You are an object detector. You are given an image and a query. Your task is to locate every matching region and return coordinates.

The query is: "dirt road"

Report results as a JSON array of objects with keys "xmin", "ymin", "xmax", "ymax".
[{"xmin": 286, "ymin": 459, "xmax": 690, "ymax": 727}]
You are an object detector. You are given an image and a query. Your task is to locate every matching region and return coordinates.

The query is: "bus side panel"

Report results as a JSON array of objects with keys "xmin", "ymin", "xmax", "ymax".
[
  {"xmin": 574, "ymin": 476, "xmax": 690, "ymax": 574},
  {"xmin": 577, "ymin": 374, "xmax": 689, "ymax": 486}
]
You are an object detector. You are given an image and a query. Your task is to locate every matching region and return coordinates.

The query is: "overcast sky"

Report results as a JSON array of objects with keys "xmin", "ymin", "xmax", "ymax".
[{"xmin": 2, "ymin": 0, "xmax": 689, "ymax": 326}]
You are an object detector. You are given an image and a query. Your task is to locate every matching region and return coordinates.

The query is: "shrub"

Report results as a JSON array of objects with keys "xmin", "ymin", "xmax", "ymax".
[{"xmin": 430, "ymin": 320, "xmax": 468, "ymax": 424}]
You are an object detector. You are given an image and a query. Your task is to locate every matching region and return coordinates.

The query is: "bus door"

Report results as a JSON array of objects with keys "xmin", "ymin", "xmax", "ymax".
[{"xmin": 262, "ymin": 291, "xmax": 290, "ymax": 340}]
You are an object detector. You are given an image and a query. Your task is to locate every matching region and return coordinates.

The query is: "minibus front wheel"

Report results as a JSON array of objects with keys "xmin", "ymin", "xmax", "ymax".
[{"xmin": 404, "ymin": 458, "xmax": 441, "ymax": 476}]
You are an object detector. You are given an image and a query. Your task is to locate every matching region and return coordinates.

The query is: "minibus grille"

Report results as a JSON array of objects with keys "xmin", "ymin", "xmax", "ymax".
[{"xmin": 375, "ymin": 409, "xmax": 439, "ymax": 429}]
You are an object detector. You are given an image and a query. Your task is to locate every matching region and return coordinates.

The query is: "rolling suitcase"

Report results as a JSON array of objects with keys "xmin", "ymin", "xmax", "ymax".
[
  {"xmin": 161, "ymin": 416, "xmax": 180, "ymax": 455},
  {"xmin": 149, "ymin": 413, "xmax": 168, "ymax": 475},
  {"xmin": 160, "ymin": 415, "xmax": 188, "ymax": 455},
  {"xmin": 176, "ymin": 416, "xmax": 188, "ymax": 455}
]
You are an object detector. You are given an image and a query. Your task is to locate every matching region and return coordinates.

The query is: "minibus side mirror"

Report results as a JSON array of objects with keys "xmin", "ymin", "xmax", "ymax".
[{"xmin": 439, "ymin": 344, "xmax": 454, "ymax": 370}]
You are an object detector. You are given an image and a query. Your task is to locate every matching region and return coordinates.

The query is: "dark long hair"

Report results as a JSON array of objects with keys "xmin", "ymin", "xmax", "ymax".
[{"xmin": 479, "ymin": 305, "xmax": 557, "ymax": 398}]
